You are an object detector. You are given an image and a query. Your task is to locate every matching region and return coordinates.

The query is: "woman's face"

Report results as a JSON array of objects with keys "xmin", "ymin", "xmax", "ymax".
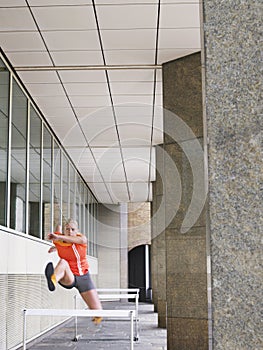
[{"xmin": 64, "ymin": 222, "xmax": 78, "ymax": 236}]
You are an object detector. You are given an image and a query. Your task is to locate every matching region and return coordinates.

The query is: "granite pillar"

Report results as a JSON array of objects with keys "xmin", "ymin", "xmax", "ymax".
[
  {"xmin": 151, "ymin": 144, "xmax": 167, "ymax": 328},
  {"xmin": 163, "ymin": 52, "xmax": 208, "ymax": 349},
  {"xmin": 202, "ymin": 1, "xmax": 262, "ymax": 349}
]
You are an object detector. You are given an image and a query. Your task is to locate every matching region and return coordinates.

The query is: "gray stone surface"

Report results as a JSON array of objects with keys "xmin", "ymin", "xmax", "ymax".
[
  {"xmin": 23, "ymin": 302, "xmax": 167, "ymax": 350},
  {"xmin": 203, "ymin": 1, "xmax": 262, "ymax": 349}
]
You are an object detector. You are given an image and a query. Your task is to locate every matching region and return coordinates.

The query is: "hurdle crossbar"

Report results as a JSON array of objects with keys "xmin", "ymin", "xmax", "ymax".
[
  {"xmin": 97, "ymin": 288, "xmax": 140, "ymax": 294},
  {"xmin": 22, "ymin": 308, "xmax": 135, "ymax": 350}
]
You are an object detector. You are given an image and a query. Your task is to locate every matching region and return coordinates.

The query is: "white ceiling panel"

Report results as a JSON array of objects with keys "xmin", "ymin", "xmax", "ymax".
[
  {"xmin": 59, "ymin": 70, "xmax": 107, "ymax": 83},
  {"xmin": 104, "ymin": 49, "xmax": 155, "ymax": 65},
  {"xmin": 0, "ymin": 32, "xmax": 45, "ymax": 51},
  {"xmin": 118, "ymin": 124, "xmax": 152, "ymax": 145},
  {"xmin": 51, "ymin": 50, "xmax": 104, "ymax": 66},
  {"xmin": 0, "ymin": 0, "xmax": 26, "ymax": 6},
  {"xmin": 28, "ymin": 0, "xmax": 92, "ymax": 5},
  {"xmin": 0, "ymin": 8, "xmax": 36, "ymax": 31},
  {"xmin": 33, "ymin": 95, "xmax": 70, "ymax": 108},
  {"xmin": 128, "ymin": 182, "xmax": 150, "ymax": 202},
  {"xmin": 64, "ymin": 82, "xmax": 109, "ymax": 96},
  {"xmin": 31, "ymin": 6, "xmax": 97, "ymax": 31},
  {"xmin": 101, "ymin": 29, "xmax": 156, "ymax": 50},
  {"xmin": 74, "ymin": 107, "xmax": 104, "ymax": 120},
  {"xmin": 96, "ymin": 5, "xmax": 157, "ymax": 29},
  {"xmin": 88, "ymin": 182, "xmax": 113, "ymax": 203},
  {"xmin": 26, "ymin": 83, "xmax": 65, "ymax": 96},
  {"xmin": 158, "ymin": 28, "xmax": 200, "ymax": 49},
  {"xmin": 110, "ymin": 82, "xmax": 154, "ymax": 95},
  {"xmin": 106, "ymin": 183, "xmax": 129, "ymax": 203},
  {"xmin": 88, "ymin": 127, "xmax": 119, "ymax": 147},
  {"xmin": 108, "ymin": 70, "xmax": 155, "ymax": 82},
  {"xmin": 158, "ymin": 48, "xmax": 199, "ymax": 64},
  {"xmin": 5, "ymin": 51, "xmax": 52, "ymax": 67},
  {"xmin": 70, "ymin": 95, "xmax": 111, "ymax": 108},
  {"xmin": 42, "ymin": 30, "xmax": 101, "ymax": 51},
  {"xmin": 41, "ymin": 107, "xmax": 75, "ymax": 119},
  {"xmin": 113, "ymin": 95, "xmax": 153, "ymax": 106},
  {"xmin": 17, "ymin": 71, "xmax": 60, "ymax": 83},
  {"xmin": 95, "ymin": 0, "xmax": 158, "ymax": 4},
  {"xmin": 160, "ymin": 4, "xmax": 200, "ymax": 28},
  {"xmin": 62, "ymin": 127, "xmax": 87, "ymax": 147}
]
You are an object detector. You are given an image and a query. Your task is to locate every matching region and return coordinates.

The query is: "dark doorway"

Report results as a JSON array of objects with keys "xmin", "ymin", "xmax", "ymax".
[{"xmin": 128, "ymin": 244, "xmax": 152, "ymax": 302}]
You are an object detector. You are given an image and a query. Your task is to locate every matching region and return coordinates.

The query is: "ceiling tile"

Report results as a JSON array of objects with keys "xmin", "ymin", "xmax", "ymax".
[
  {"xmin": 42, "ymin": 30, "xmax": 101, "ymax": 51},
  {"xmin": 28, "ymin": 0, "xmax": 91, "ymax": 5},
  {"xmin": 33, "ymin": 95, "xmax": 71, "ymax": 108},
  {"xmin": 26, "ymin": 83, "xmax": 65, "ymax": 96},
  {"xmin": 101, "ymin": 29, "xmax": 156, "ymax": 50},
  {"xmin": 112, "ymin": 94, "xmax": 153, "ymax": 105},
  {"xmin": 158, "ymin": 28, "xmax": 200, "ymax": 49},
  {"xmin": 118, "ymin": 123, "xmax": 152, "ymax": 146},
  {"xmin": 160, "ymin": 4, "xmax": 200, "ymax": 28},
  {"xmin": 17, "ymin": 71, "xmax": 60, "ymax": 83},
  {"xmin": 87, "ymin": 183, "xmax": 113, "ymax": 204},
  {"xmin": 0, "ymin": 8, "xmax": 37, "ymax": 31},
  {"xmin": 96, "ymin": 4, "xmax": 157, "ymax": 29},
  {"xmin": 70, "ymin": 95, "xmax": 111, "ymax": 108},
  {"xmin": 59, "ymin": 70, "xmax": 107, "ymax": 83},
  {"xmin": 74, "ymin": 107, "xmax": 102, "ymax": 120},
  {"xmin": 64, "ymin": 82, "xmax": 109, "ymax": 96},
  {"xmin": 108, "ymin": 69, "xmax": 155, "ymax": 82},
  {"xmin": 158, "ymin": 48, "xmax": 199, "ymax": 64},
  {"xmin": 0, "ymin": 32, "xmax": 46, "ymax": 51},
  {"xmin": 31, "ymin": 6, "xmax": 97, "ymax": 30},
  {"xmin": 128, "ymin": 182, "xmax": 150, "ymax": 202},
  {"xmin": 0, "ymin": 0, "xmax": 26, "ymax": 6},
  {"xmin": 95, "ymin": 0, "xmax": 158, "ymax": 4},
  {"xmin": 44, "ymin": 107, "xmax": 75, "ymax": 120},
  {"xmin": 88, "ymin": 127, "xmax": 119, "ymax": 147},
  {"xmin": 5, "ymin": 51, "xmax": 52, "ymax": 67},
  {"xmin": 51, "ymin": 50, "xmax": 103, "ymax": 66},
  {"xmin": 106, "ymin": 183, "xmax": 129, "ymax": 203},
  {"xmin": 111, "ymin": 81, "xmax": 154, "ymax": 95},
  {"xmin": 104, "ymin": 49, "xmax": 155, "ymax": 65}
]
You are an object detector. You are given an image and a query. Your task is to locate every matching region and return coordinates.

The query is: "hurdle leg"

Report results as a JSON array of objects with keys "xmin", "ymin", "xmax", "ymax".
[
  {"xmin": 72, "ymin": 295, "xmax": 81, "ymax": 341},
  {"xmin": 22, "ymin": 309, "xmax": 27, "ymax": 350},
  {"xmin": 130, "ymin": 311, "xmax": 134, "ymax": 350}
]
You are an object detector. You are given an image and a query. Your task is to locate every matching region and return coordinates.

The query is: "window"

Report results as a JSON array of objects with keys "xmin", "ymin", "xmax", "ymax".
[
  {"xmin": 10, "ymin": 80, "xmax": 27, "ymax": 232},
  {"xmin": 28, "ymin": 106, "xmax": 41, "ymax": 238},
  {"xmin": 0, "ymin": 58, "xmax": 9, "ymax": 226}
]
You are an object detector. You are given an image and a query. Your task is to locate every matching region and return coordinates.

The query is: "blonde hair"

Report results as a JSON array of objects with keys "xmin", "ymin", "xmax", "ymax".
[{"xmin": 64, "ymin": 218, "xmax": 79, "ymax": 228}]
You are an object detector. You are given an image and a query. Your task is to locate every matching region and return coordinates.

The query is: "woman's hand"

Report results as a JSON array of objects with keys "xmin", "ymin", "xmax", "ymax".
[
  {"xmin": 47, "ymin": 232, "xmax": 60, "ymax": 241},
  {"xmin": 48, "ymin": 246, "xmax": 57, "ymax": 253}
]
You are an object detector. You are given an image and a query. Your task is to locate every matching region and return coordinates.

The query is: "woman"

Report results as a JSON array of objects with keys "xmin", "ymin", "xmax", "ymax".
[{"xmin": 45, "ymin": 219, "xmax": 102, "ymax": 324}]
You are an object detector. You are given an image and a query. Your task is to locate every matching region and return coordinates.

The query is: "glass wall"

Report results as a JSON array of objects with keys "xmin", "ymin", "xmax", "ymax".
[
  {"xmin": 0, "ymin": 58, "xmax": 9, "ymax": 226},
  {"xmin": 10, "ymin": 80, "xmax": 27, "ymax": 232},
  {"xmin": 28, "ymin": 106, "xmax": 41, "ymax": 238},
  {"xmin": 0, "ymin": 52, "xmax": 98, "ymax": 257}
]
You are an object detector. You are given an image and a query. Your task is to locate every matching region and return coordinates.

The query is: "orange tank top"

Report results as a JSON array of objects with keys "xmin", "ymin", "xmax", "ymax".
[{"xmin": 53, "ymin": 233, "xmax": 89, "ymax": 276}]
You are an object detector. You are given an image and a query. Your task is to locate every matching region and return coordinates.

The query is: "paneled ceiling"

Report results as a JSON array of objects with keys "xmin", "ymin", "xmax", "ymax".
[{"xmin": 0, "ymin": 0, "xmax": 201, "ymax": 204}]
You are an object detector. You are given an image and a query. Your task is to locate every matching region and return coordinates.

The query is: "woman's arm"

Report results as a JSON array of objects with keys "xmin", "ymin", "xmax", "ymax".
[{"xmin": 47, "ymin": 232, "xmax": 87, "ymax": 245}]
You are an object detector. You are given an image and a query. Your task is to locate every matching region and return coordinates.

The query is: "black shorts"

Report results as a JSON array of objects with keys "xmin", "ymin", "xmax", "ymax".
[{"xmin": 59, "ymin": 271, "xmax": 95, "ymax": 293}]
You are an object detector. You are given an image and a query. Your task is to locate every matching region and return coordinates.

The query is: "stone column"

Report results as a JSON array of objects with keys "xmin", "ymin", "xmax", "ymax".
[
  {"xmin": 202, "ymin": 2, "xmax": 261, "ymax": 349},
  {"xmin": 163, "ymin": 52, "xmax": 208, "ymax": 349},
  {"xmin": 151, "ymin": 144, "xmax": 167, "ymax": 327}
]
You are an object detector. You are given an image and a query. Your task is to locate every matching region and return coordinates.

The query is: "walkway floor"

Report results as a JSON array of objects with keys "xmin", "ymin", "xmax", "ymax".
[{"xmin": 24, "ymin": 301, "xmax": 167, "ymax": 350}]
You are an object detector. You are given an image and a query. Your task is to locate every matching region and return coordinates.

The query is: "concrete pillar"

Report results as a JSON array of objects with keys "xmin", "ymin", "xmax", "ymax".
[
  {"xmin": 202, "ymin": 2, "xmax": 261, "ymax": 349},
  {"xmin": 163, "ymin": 52, "xmax": 208, "ymax": 349}
]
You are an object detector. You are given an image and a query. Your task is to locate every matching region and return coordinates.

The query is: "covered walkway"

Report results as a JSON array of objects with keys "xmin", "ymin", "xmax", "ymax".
[{"xmin": 21, "ymin": 301, "xmax": 167, "ymax": 350}]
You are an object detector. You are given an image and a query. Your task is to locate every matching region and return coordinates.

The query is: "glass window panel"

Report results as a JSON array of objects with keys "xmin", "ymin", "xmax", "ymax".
[
  {"xmin": 42, "ymin": 125, "xmax": 52, "ymax": 237},
  {"xmin": 69, "ymin": 163, "xmax": 75, "ymax": 220},
  {"xmin": 28, "ymin": 106, "xmax": 41, "ymax": 238},
  {"xmin": 62, "ymin": 153, "xmax": 69, "ymax": 222},
  {"xmin": 10, "ymin": 80, "xmax": 27, "ymax": 232},
  {"xmin": 53, "ymin": 141, "xmax": 61, "ymax": 229},
  {"xmin": 0, "ymin": 58, "xmax": 10, "ymax": 226}
]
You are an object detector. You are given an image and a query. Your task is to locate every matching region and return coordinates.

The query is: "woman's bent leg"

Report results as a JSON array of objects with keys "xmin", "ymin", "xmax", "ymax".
[{"xmin": 80, "ymin": 289, "xmax": 103, "ymax": 324}]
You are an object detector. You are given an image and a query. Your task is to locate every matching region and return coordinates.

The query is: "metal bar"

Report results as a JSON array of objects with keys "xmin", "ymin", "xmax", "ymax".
[
  {"xmin": 14, "ymin": 64, "xmax": 162, "ymax": 71},
  {"xmin": 22, "ymin": 309, "xmax": 27, "ymax": 350},
  {"xmin": 130, "ymin": 311, "xmax": 134, "ymax": 350}
]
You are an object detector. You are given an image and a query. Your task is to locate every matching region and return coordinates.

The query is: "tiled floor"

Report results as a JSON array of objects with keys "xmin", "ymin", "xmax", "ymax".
[{"xmin": 24, "ymin": 301, "xmax": 167, "ymax": 350}]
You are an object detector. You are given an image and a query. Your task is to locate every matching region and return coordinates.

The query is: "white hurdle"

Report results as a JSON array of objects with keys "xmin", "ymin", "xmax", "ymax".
[
  {"xmin": 22, "ymin": 308, "xmax": 135, "ymax": 350},
  {"xmin": 73, "ymin": 293, "xmax": 140, "ymax": 341}
]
